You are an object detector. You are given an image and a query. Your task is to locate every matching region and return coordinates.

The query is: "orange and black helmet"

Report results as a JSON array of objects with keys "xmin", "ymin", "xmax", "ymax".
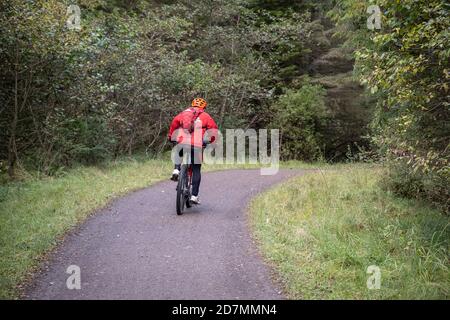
[{"xmin": 191, "ymin": 98, "xmax": 207, "ymax": 109}]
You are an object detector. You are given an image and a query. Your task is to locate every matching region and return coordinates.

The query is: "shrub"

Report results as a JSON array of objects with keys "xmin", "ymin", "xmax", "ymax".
[
  {"xmin": 271, "ymin": 83, "xmax": 327, "ymax": 161},
  {"xmin": 385, "ymin": 159, "xmax": 449, "ymax": 214}
]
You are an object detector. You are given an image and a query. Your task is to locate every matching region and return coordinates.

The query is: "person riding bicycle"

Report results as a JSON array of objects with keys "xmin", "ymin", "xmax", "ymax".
[{"xmin": 168, "ymin": 98, "xmax": 218, "ymax": 204}]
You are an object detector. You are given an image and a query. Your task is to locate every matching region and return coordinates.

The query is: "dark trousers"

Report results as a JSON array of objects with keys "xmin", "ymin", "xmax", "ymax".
[{"xmin": 175, "ymin": 147, "xmax": 202, "ymax": 197}]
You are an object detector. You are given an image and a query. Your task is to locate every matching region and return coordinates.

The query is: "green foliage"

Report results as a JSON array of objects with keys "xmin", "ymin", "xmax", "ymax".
[
  {"xmin": 51, "ymin": 115, "xmax": 116, "ymax": 165},
  {"xmin": 384, "ymin": 160, "xmax": 449, "ymax": 214},
  {"xmin": 331, "ymin": 0, "xmax": 450, "ymax": 211},
  {"xmin": 0, "ymin": 0, "xmax": 375, "ymax": 177},
  {"xmin": 272, "ymin": 83, "xmax": 327, "ymax": 161},
  {"xmin": 0, "ymin": 0, "xmax": 288, "ymax": 175},
  {"xmin": 249, "ymin": 0, "xmax": 331, "ymax": 17}
]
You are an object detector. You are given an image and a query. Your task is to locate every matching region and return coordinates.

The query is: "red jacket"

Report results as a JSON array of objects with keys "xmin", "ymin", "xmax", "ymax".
[{"xmin": 168, "ymin": 107, "xmax": 218, "ymax": 148}]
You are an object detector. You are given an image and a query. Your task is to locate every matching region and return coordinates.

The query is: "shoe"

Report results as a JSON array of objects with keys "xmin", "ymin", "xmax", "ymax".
[
  {"xmin": 190, "ymin": 195, "xmax": 200, "ymax": 204},
  {"xmin": 171, "ymin": 169, "xmax": 180, "ymax": 181}
]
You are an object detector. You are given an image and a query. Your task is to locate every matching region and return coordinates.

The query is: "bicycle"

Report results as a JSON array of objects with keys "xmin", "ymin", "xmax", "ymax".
[{"xmin": 175, "ymin": 143, "xmax": 209, "ymax": 215}]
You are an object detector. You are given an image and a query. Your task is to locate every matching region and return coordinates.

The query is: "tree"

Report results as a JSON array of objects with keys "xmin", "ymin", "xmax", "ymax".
[{"xmin": 331, "ymin": 0, "xmax": 449, "ymax": 211}]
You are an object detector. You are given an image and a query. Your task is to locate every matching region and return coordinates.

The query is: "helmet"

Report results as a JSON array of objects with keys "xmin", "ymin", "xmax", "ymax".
[{"xmin": 191, "ymin": 98, "xmax": 207, "ymax": 109}]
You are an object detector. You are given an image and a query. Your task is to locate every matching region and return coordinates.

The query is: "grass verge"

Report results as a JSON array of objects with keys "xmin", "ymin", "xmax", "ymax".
[{"xmin": 249, "ymin": 165, "xmax": 449, "ymax": 299}]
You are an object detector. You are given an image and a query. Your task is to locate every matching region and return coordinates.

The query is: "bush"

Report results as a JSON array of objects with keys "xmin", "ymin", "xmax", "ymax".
[
  {"xmin": 385, "ymin": 160, "xmax": 450, "ymax": 214},
  {"xmin": 30, "ymin": 114, "xmax": 116, "ymax": 174},
  {"xmin": 53, "ymin": 115, "xmax": 116, "ymax": 165},
  {"xmin": 272, "ymin": 83, "xmax": 327, "ymax": 161}
]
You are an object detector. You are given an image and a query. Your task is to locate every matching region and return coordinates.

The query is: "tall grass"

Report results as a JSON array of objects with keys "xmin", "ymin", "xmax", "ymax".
[{"xmin": 250, "ymin": 166, "xmax": 449, "ymax": 299}]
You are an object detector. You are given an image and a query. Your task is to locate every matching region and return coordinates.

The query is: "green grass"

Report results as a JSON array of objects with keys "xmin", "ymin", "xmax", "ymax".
[
  {"xmin": 250, "ymin": 165, "xmax": 449, "ymax": 299},
  {"xmin": 0, "ymin": 155, "xmax": 314, "ymax": 299}
]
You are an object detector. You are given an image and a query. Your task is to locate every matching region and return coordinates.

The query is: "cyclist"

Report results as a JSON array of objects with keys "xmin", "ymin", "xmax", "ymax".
[{"xmin": 168, "ymin": 98, "xmax": 218, "ymax": 204}]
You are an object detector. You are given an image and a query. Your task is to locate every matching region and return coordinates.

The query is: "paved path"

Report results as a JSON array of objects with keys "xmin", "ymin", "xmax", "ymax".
[{"xmin": 25, "ymin": 169, "xmax": 305, "ymax": 299}]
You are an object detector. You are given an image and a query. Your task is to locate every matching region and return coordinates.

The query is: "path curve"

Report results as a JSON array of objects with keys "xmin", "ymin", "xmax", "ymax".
[{"xmin": 25, "ymin": 169, "xmax": 305, "ymax": 300}]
